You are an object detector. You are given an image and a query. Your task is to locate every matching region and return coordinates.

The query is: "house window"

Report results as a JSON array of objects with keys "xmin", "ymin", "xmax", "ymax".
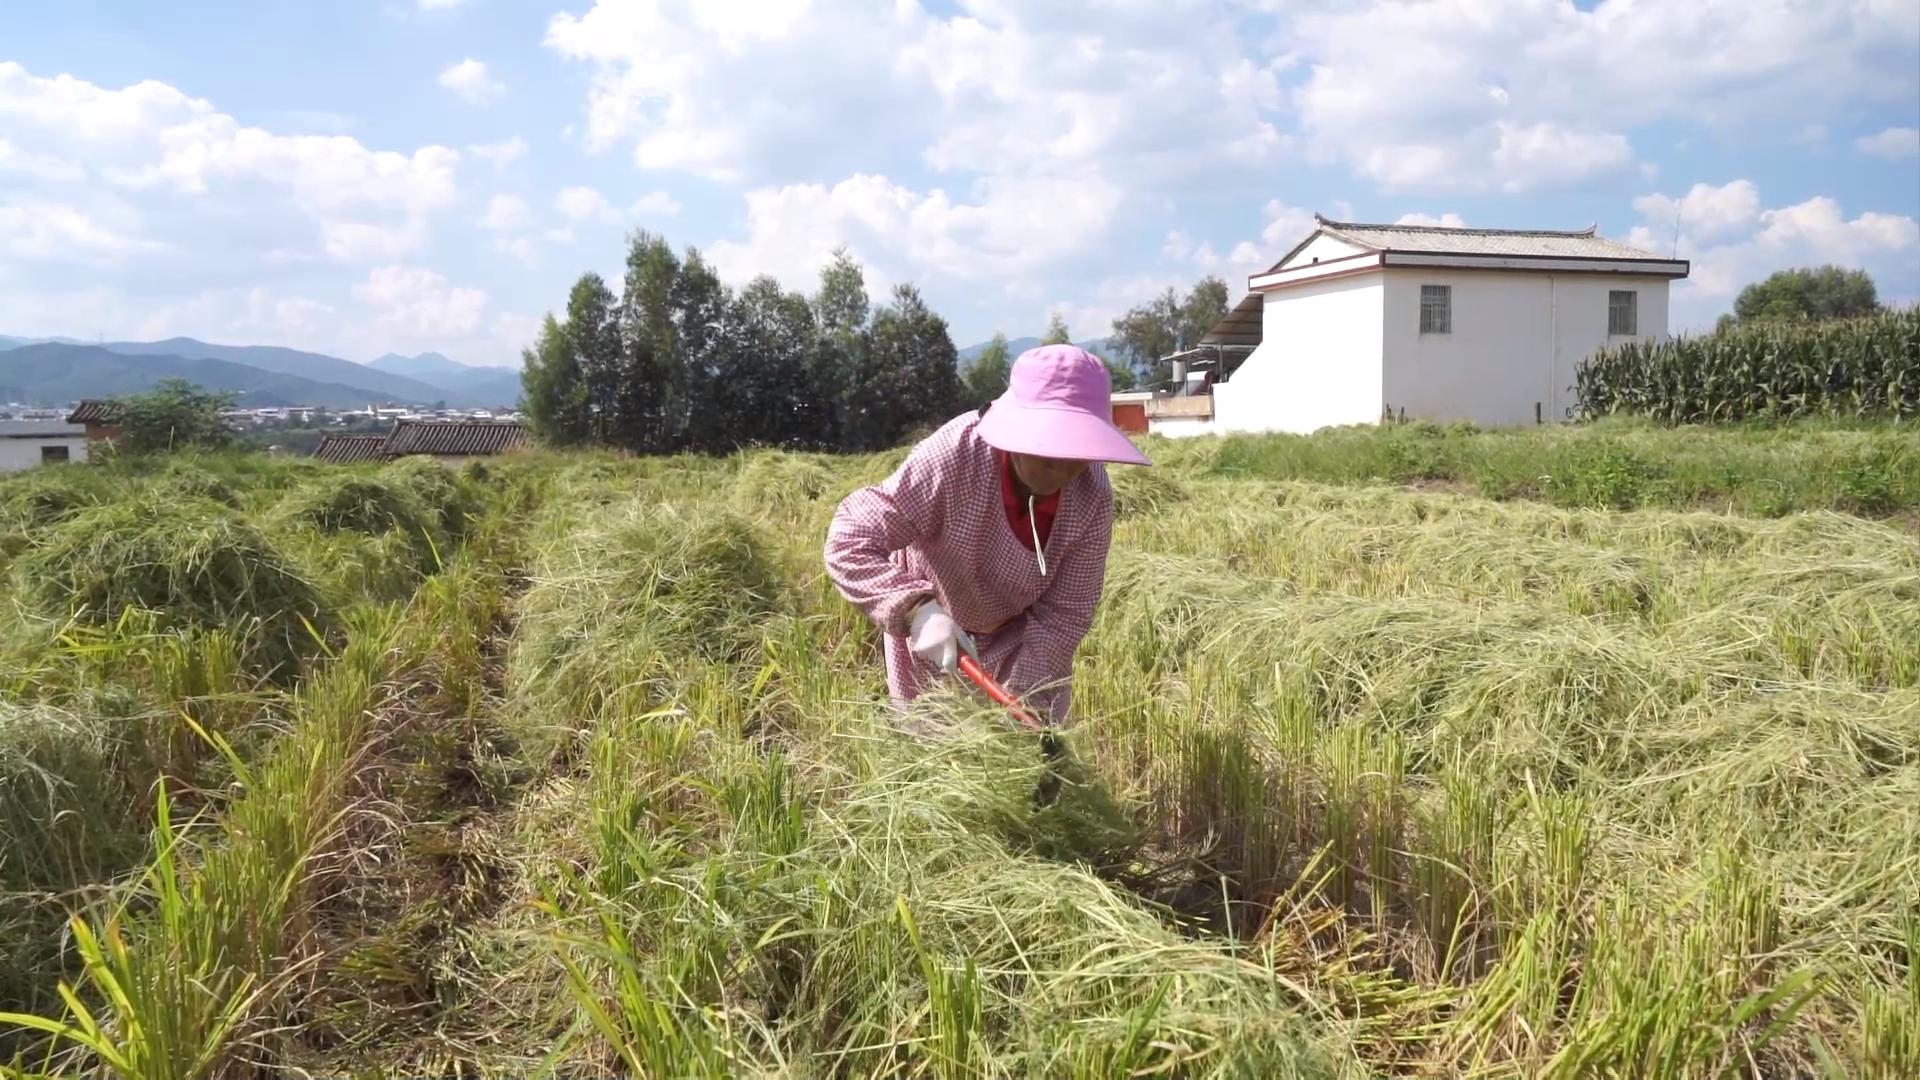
[
  {"xmin": 41, "ymin": 445, "xmax": 70, "ymax": 463},
  {"xmin": 1608, "ymin": 290, "xmax": 1638, "ymax": 336},
  {"xmin": 1419, "ymin": 285, "xmax": 1451, "ymax": 334}
]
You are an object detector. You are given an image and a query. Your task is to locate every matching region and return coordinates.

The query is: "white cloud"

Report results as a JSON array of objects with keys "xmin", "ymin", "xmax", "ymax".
[
  {"xmin": 708, "ymin": 171, "xmax": 1124, "ymax": 293},
  {"xmin": 469, "ymin": 135, "xmax": 527, "ymax": 170},
  {"xmin": 354, "ymin": 264, "xmax": 487, "ymax": 338},
  {"xmin": 1632, "ymin": 180, "xmax": 1761, "ymax": 243},
  {"xmin": 1287, "ymin": 1, "xmax": 1917, "ymax": 191},
  {"xmin": 480, "ymin": 193, "xmax": 532, "ymax": 232},
  {"xmin": 418, "ymin": 0, "xmax": 469, "ymax": 9},
  {"xmin": 1856, "ymin": 126, "xmax": 1920, "ymax": 161},
  {"xmin": 1490, "ymin": 122, "xmax": 1633, "ymax": 191},
  {"xmin": 1394, "ymin": 212, "xmax": 1468, "ymax": 228},
  {"xmin": 630, "ymin": 190, "xmax": 682, "ymax": 217},
  {"xmin": 0, "ymin": 199, "xmax": 160, "ymax": 260},
  {"xmin": 544, "ymin": 1, "xmax": 1285, "ymax": 188},
  {"xmin": 0, "ymin": 137, "xmax": 85, "ymax": 182},
  {"xmin": 555, "ymin": 185, "xmax": 615, "ymax": 223},
  {"xmin": 0, "ymin": 63, "xmax": 459, "ymax": 268},
  {"xmin": 438, "ymin": 59, "xmax": 504, "ymax": 106},
  {"xmin": 1628, "ymin": 185, "xmax": 1919, "ymax": 328}
]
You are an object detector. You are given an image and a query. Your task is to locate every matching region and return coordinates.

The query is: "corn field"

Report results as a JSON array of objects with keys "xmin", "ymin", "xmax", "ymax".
[{"xmin": 1577, "ymin": 306, "xmax": 1920, "ymax": 423}]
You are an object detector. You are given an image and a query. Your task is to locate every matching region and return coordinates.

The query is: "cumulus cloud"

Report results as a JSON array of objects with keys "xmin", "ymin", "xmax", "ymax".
[
  {"xmin": 0, "ymin": 199, "xmax": 161, "ymax": 261},
  {"xmin": 631, "ymin": 190, "xmax": 682, "ymax": 217},
  {"xmin": 543, "ymin": 0, "xmax": 1285, "ymax": 207},
  {"xmin": 706, "ymin": 172, "xmax": 1124, "ymax": 294},
  {"xmin": 1394, "ymin": 212, "xmax": 1468, "ymax": 228},
  {"xmin": 554, "ymin": 185, "xmax": 616, "ymax": 223},
  {"xmin": 354, "ymin": 264, "xmax": 487, "ymax": 338},
  {"xmin": 1286, "ymin": 0, "xmax": 1916, "ymax": 191},
  {"xmin": 1856, "ymin": 126, "xmax": 1920, "ymax": 161},
  {"xmin": 480, "ymin": 194, "xmax": 531, "ymax": 233},
  {"xmin": 0, "ymin": 62, "xmax": 458, "ymax": 268},
  {"xmin": 1627, "ymin": 183, "xmax": 1919, "ymax": 328},
  {"xmin": 1632, "ymin": 180, "xmax": 1761, "ymax": 243},
  {"xmin": 469, "ymin": 135, "xmax": 528, "ymax": 170},
  {"xmin": 0, "ymin": 137, "xmax": 85, "ymax": 182},
  {"xmin": 438, "ymin": 59, "xmax": 504, "ymax": 106}
]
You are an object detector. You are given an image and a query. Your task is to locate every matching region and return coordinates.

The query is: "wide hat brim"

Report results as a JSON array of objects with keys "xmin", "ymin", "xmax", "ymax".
[{"xmin": 976, "ymin": 400, "xmax": 1152, "ymax": 466}]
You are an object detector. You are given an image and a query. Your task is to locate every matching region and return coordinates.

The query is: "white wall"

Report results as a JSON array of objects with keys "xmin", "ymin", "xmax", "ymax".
[
  {"xmin": 1214, "ymin": 275, "xmax": 1384, "ymax": 435},
  {"xmin": 1280, "ymin": 233, "xmax": 1367, "ymax": 270},
  {"xmin": 1148, "ymin": 416, "xmax": 1214, "ymax": 439},
  {"xmin": 0, "ymin": 437, "xmax": 89, "ymax": 472},
  {"xmin": 1380, "ymin": 270, "xmax": 1671, "ymax": 427}
]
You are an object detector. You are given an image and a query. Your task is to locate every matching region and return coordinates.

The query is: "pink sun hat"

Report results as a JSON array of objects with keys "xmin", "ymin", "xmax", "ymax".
[{"xmin": 976, "ymin": 344, "xmax": 1151, "ymax": 466}]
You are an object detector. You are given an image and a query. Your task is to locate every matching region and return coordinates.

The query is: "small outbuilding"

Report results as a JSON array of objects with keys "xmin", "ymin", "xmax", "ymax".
[
  {"xmin": 1187, "ymin": 215, "xmax": 1690, "ymax": 434},
  {"xmin": 0, "ymin": 419, "xmax": 90, "ymax": 472}
]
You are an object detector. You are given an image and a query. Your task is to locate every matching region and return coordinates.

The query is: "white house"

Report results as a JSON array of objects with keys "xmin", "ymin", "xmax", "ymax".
[
  {"xmin": 1207, "ymin": 216, "xmax": 1690, "ymax": 434},
  {"xmin": 0, "ymin": 419, "xmax": 90, "ymax": 472}
]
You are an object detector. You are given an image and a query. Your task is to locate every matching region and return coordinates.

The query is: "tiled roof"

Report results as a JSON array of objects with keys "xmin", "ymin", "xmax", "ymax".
[
  {"xmin": 311, "ymin": 434, "xmax": 390, "ymax": 463},
  {"xmin": 1200, "ymin": 293, "xmax": 1263, "ymax": 347},
  {"xmin": 1313, "ymin": 216, "xmax": 1668, "ymax": 261},
  {"xmin": 65, "ymin": 400, "xmax": 119, "ymax": 424},
  {"xmin": 381, "ymin": 419, "xmax": 530, "ymax": 457}
]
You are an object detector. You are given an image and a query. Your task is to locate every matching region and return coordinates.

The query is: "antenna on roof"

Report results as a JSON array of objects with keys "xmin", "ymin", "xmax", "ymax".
[{"xmin": 1670, "ymin": 194, "xmax": 1685, "ymax": 260}]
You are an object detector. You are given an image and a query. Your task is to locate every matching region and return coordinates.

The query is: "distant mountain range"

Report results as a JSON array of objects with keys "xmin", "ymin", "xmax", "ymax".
[
  {"xmin": 369, "ymin": 351, "xmax": 524, "ymax": 406},
  {"xmin": 957, "ymin": 335, "xmax": 1116, "ymax": 369},
  {"xmin": 0, "ymin": 343, "xmax": 433, "ymax": 410},
  {"xmin": 0, "ymin": 335, "xmax": 524, "ymax": 409}
]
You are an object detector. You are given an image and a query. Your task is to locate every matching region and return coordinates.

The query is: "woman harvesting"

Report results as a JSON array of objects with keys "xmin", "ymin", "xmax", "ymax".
[{"xmin": 824, "ymin": 344, "xmax": 1150, "ymax": 725}]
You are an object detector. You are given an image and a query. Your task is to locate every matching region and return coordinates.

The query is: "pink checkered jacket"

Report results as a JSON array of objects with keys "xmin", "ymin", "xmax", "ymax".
[{"xmin": 824, "ymin": 410, "xmax": 1114, "ymax": 723}]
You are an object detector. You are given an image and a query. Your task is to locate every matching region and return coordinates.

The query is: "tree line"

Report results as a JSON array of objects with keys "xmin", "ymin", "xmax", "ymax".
[
  {"xmin": 520, "ymin": 234, "xmax": 965, "ymax": 454},
  {"xmin": 520, "ymin": 230, "xmax": 1237, "ymax": 455}
]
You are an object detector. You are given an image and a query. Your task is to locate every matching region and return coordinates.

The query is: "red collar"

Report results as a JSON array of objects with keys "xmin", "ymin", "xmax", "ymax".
[{"xmin": 996, "ymin": 450, "xmax": 1059, "ymax": 552}]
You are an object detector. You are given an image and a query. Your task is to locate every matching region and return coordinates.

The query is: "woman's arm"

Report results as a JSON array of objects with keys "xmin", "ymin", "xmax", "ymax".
[
  {"xmin": 1002, "ymin": 482, "xmax": 1114, "ymax": 723},
  {"xmin": 823, "ymin": 445, "xmax": 947, "ymax": 638}
]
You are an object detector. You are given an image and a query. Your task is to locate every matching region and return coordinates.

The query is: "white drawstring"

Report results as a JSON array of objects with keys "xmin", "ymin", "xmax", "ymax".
[{"xmin": 1028, "ymin": 493, "xmax": 1048, "ymax": 577}]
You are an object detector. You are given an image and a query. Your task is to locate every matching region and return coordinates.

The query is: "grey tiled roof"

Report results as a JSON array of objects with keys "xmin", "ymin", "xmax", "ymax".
[
  {"xmin": 381, "ymin": 420, "xmax": 529, "ymax": 457},
  {"xmin": 1314, "ymin": 216, "xmax": 1669, "ymax": 261},
  {"xmin": 311, "ymin": 434, "xmax": 389, "ymax": 463},
  {"xmin": 65, "ymin": 400, "xmax": 119, "ymax": 424}
]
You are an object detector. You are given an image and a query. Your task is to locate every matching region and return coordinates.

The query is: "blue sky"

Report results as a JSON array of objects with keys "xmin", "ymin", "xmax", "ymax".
[{"xmin": 3, "ymin": 0, "xmax": 1917, "ymax": 368}]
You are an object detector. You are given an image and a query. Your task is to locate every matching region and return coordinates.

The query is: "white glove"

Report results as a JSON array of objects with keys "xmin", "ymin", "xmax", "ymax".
[{"xmin": 907, "ymin": 600, "xmax": 978, "ymax": 675}]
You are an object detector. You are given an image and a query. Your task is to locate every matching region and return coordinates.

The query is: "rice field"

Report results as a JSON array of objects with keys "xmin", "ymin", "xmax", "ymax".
[{"xmin": 0, "ymin": 425, "xmax": 1915, "ymax": 1079}]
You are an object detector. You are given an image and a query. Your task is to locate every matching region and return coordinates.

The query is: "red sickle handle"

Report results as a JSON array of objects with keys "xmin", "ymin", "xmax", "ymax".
[{"xmin": 957, "ymin": 653, "xmax": 1047, "ymax": 732}]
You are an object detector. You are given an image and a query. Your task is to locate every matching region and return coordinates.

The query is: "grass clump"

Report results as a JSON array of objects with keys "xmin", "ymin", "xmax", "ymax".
[
  {"xmin": 145, "ymin": 463, "xmax": 242, "ymax": 508},
  {"xmin": 0, "ymin": 468, "xmax": 112, "ymax": 532},
  {"xmin": 17, "ymin": 496, "xmax": 327, "ymax": 677},
  {"xmin": 279, "ymin": 473, "xmax": 434, "ymax": 539},
  {"xmin": 506, "ymin": 500, "xmax": 783, "ymax": 764},
  {"xmin": 732, "ymin": 449, "xmax": 836, "ymax": 509},
  {"xmin": 1110, "ymin": 465, "xmax": 1188, "ymax": 519}
]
